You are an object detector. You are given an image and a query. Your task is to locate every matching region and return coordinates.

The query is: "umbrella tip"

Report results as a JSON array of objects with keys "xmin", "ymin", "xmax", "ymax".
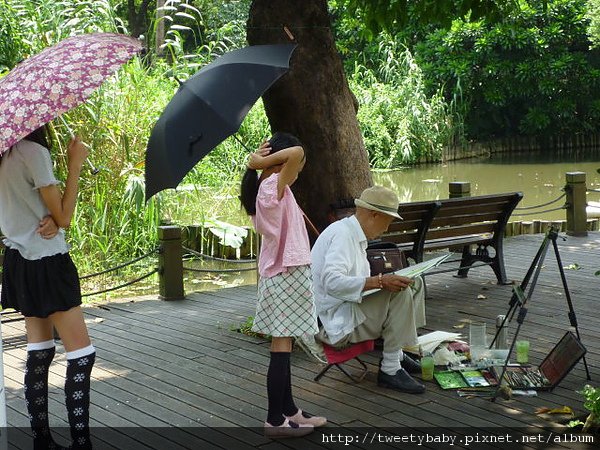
[{"xmin": 174, "ymin": 76, "xmax": 184, "ymax": 86}]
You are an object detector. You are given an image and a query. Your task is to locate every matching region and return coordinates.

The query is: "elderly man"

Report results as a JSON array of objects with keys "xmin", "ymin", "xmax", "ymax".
[{"xmin": 311, "ymin": 186, "xmax": 426, "ymax": 394}]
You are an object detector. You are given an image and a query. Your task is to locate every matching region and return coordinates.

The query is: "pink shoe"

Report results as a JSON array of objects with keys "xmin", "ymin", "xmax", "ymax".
[
  {"xmin": 285, "ymin": 409, "xmax": 327, "ymax": 427},
  {"xmin": 264, "ymin": 418, "xmax": 314, "ymax": 438}
]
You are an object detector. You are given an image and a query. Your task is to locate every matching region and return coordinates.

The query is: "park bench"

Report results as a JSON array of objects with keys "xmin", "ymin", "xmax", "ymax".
[{"xmin": 330, "ymin": 192, "xmax": 523, "ymax": 284}]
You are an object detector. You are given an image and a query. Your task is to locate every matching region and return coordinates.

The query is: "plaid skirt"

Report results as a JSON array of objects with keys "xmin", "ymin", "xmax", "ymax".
[{"xmin": 252, "ymin": 265, "xmax": 319, "ymax": 338}]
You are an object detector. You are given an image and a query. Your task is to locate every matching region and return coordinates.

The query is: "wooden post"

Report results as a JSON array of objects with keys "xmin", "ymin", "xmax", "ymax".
[
  {"xmin": 158, "ymin": 225, "xmax": 184, "ymax": 300},
  {"xmin": 565, "ymin": 172, "xmax": 588, "ymax": 237},
  {"xmin": 449, "ymin": 182, "xmax": 471, "ymax": 198},
  {"xmin": 521, "ymin": 221, "xmax": 534, "ymax": 234}
]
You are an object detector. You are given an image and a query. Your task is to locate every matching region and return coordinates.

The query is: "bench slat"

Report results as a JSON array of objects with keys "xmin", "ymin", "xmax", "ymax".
[
  {"xmin": 432, "ymin": 213, "xmax": 504, "ymax": 227},
  {"xmin": 426, "ymin": 223, "xmax": 496, "ymax": 240},
  {"xmin": 434, "ymin": 202, "xmax": 512, "ymax": 217}
]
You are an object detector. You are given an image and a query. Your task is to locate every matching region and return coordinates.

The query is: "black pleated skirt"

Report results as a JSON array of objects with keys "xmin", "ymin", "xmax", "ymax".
[{"xmin": 1, "ymin": 247, "xmax": 82, "ymax": 318}]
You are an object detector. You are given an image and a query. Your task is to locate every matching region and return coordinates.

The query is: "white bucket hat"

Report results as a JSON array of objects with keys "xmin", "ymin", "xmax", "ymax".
[{"xmin": 354, "ymin": 185, "xmax": 403, "ymax": 219}]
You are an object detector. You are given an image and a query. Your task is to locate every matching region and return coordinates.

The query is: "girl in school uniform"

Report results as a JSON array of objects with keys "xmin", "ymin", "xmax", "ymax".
[{"xmin": 0, "ymin": 125, "xmax": 95, "ymax": 449}]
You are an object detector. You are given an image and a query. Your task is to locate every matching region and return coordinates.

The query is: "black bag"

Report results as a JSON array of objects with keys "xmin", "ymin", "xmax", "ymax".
[{"xmin": 366, "ymin": 241, "xmax": 407, "ymax": 276}]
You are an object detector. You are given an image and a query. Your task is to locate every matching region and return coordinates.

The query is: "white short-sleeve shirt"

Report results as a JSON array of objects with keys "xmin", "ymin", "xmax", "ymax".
[{"xmin": 0, "ymin": 139, "xmax": 69, "ymax": 260}]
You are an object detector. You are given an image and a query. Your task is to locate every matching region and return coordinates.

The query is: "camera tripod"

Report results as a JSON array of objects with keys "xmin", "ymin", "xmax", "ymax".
[{"xmin": 490, "ymin": 226, "xmax": 591, "ymax": 402}]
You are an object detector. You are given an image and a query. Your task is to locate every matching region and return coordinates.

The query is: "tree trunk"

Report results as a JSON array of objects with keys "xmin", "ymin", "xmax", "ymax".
[
  {"xmin": 127, "ymin": 0, "xmax": 152, "ymax": 38},
  {"xmin": 155, "ymin": 0, "xmax": 165, "ymax": 56},
  {"xmin": 247, "ymin": 0, "xmax": 372, "ymax": 231}
]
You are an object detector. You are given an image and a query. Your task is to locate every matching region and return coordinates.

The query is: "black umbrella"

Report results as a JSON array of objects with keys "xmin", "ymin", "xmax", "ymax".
[{"xmin": 145, "ymin": 43, "xmax": 297, "ymax": 200}]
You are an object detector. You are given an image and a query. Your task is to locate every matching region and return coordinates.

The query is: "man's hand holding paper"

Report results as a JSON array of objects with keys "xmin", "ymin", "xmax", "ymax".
[{"xmin": 380, "ymin": 274, "xmax": 413, "ymax": 293}]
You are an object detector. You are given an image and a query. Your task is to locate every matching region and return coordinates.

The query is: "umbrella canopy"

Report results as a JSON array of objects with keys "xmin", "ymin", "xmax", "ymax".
[
  {"xmin": 0, "ymin": 32, "xmax": 142, "ymax": 154},
  {"xmin": 145, "ymin": 43, "xmax": 297, "ymax": 200}
]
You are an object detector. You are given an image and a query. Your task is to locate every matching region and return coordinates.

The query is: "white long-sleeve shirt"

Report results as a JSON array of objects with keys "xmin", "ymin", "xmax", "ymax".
[{"xmin": 311, "ymin": 215, "xmax": 370, "ymax": 344}]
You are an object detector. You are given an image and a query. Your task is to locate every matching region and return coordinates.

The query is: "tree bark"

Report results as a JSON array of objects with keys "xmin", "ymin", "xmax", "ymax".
[
  {"xmin": 247, "ymin": 0, "xmax": 372, "ymax": 231},
  {"xmin": 127, "ymin": 0, "xmax": 153, "ymax": 38}
]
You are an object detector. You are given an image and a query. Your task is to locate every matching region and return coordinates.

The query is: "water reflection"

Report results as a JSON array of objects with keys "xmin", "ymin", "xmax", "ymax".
[{"xmin": 374, "ymin": 151, "xmax": 600, "ymax": 221}]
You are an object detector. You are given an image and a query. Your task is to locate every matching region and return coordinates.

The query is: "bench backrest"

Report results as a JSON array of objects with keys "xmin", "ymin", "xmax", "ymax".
[
  {"xmin": 427, "ymin": 192, "xmax": 523, "ymax": 242},
  {"xmin": 330, "ymin": 192, "xmax": 522, "ymax": 263},
  {"xmin": 380, "ymin": 200, "xmax": 441, "ymax": 261}
]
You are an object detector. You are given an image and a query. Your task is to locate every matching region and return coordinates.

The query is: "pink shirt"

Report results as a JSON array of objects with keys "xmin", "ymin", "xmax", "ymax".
[{"xmin": 252, "ymin": 173, "xmax": 311, "ymax": 278}]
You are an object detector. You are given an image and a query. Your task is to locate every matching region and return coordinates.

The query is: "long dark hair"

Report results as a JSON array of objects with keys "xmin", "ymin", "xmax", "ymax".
[
  {"xmin": 24, "ymin": 125, "xmax": 52, "ymax": 149},
  {"xmin": 240, "ymin": 131, "xmax": 303, "ymax": 216},
  {"xmin": 1, "ymin": 125, "xmax": 51, "ymax": 165}
]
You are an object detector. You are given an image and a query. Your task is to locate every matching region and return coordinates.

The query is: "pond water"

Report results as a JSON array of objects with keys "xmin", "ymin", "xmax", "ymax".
[
  {"xmin": 88, "ymin": 149, "xmax": 600, "ymax": 302},
  {"xmin": 373, "ymin": 150, "xmax": 600, "ymax": 221}
]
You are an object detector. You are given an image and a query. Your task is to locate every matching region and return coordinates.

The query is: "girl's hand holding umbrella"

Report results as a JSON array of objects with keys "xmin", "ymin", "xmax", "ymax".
[{"xmin": 67, "ymin": 136, "xmax": 89, "ymax": 173}]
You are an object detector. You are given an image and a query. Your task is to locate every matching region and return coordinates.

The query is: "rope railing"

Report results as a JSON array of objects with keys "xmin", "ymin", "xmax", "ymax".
[
  {"xmin": 587, "ymin": 188, "xmax": 600, "ymax": 193},
  {"xmin": 80, "ymin": 247, "xmax": 159, "ymax": 280},
  {"xmin": 82, "ymin": 268, "xmax": 159, "ymax": 297},
  {"xmin": 183, "ymin": 266, "xmax": 256, "ymax": 273},
  {"xmin": 513, "ymin": 205, "xmax": 567, "ymax": 216},
  {"xmin": 182, "ymin": 246, "xmax": 256, "ymax": 263},
  {"xmin": 182, "ymin": 245, "xmax": 257, "ymax": 275},
  {"xmin": 514, "ymin": 192, "xmax": 566, "ymax": 211},
  {"xmin": 79, "ymin": 247, "xmax": 159, "ymax": 297}
]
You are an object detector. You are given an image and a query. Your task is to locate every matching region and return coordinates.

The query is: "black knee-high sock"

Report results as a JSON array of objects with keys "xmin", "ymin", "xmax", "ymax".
[
  {"xmin": 24, "ymin": 343, "xmax": 55, "ymax": 450},
  {"xmin": 282, "ymin": 357, "xmax": 298, "ymax": 417},
  {"xmin": 266, "ymin": 352, "xmax": 290, "ymax": 426},
  {"xmin": 64, "ymin": 348, "xmax": 95, "ymax": 449}
]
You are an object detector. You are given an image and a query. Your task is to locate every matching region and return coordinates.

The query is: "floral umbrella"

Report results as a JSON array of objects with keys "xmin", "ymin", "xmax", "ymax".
[{"xmin": 0, "ymin": 32, "xmax": 142, "ymax": 154}]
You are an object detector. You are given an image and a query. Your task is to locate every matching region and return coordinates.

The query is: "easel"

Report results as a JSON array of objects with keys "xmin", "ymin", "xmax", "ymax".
[{"xmin": 490, "ymin": 226, "xmax": 591, "ymax": 402}]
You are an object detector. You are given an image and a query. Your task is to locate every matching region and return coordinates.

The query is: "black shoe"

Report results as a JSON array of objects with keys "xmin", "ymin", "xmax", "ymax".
[
  {"xmin": 377, "ymin": 368, "xmax": 426, "ymax": 394},
  {"xmin": 401, "ymin": 354, "xmax": 421, "ymax": 374}
]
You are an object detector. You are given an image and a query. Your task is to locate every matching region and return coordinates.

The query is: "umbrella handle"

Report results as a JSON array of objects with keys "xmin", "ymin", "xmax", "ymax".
[{"xmin": 85, "ymin": 157, "xmax": 100, "ymax": 175}]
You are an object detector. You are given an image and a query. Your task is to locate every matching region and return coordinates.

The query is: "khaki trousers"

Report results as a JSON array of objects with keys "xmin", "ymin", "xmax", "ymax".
[{"xmin": 320, "ymin": 277, "xmax": 426, "ymax": 353}]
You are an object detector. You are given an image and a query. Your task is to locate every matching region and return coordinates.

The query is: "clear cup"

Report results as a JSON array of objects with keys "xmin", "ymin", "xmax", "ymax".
[
  {"xmin": 421, "ymin": 355, "xmax": 435, "ymax": 381},
  {"xmin": 515, "ymin": 340, "xmax": 530, "ymax": 364},
  {"xmin": 469, "ymin": 321, "xmax": 487, "ymax": 348},
  {"xmin": 469, "ymin": 321, "xmax": 487, "ymax": 362}
]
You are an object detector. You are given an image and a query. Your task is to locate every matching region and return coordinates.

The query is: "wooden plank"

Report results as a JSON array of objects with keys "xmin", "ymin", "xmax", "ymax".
[{"xmin": 2, "ymin": 232, "xmax": 599, "ymax": 447}]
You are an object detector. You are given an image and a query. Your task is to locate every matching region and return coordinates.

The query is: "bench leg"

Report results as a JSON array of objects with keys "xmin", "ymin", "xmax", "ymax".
[
  {"xmin": 489, "ymin": 241, "xmax": 509, "ymax": 285},
  {"xmin": 456, "ymin": 244, "xmax": 510, "ymax": 285},
  {"xmin": 456, "ymin": 245, "xmax": 472, "ymax": 278}
]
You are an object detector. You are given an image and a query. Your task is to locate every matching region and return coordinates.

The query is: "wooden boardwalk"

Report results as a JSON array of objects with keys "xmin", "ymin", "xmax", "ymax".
[{"xmin": 2, "ymin": 232, "xmax": 600, "ymax": 449}]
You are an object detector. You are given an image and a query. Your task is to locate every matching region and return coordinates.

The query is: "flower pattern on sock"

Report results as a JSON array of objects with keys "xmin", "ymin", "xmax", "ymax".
[
  {"xmin": 65, "ymin": 351, "xmax": 95, "ymax": 449},
  {"xmin": 24, "ymin": 346, "xmax": 55, "ymax": 448}
]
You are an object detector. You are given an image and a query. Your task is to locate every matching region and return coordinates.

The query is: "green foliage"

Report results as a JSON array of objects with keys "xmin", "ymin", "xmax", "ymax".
[
  {"xmin": 579, "ymin": 385, "xmax": 600, "ymax": 417},
  {"xmin": 414, "ymin": 0, "xmax": 600, "ymax": 139},
  {"xmin": 1, "ymin": 0, "xmax": 257, "ymax": 276},
  {"xmin": 336, "ymin": 0, "xmax": 521, "ymax": 32},
  {"xmin": 587, "ymin": 0, "xmax": 600, "ymax": 48},
  {"xmin": 349, "ymin": 38, "xmax": 459, "ymax": 167},
  {"xmin": 232, "ymin": 316, "xmax": 269, "ymax": 339}
]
